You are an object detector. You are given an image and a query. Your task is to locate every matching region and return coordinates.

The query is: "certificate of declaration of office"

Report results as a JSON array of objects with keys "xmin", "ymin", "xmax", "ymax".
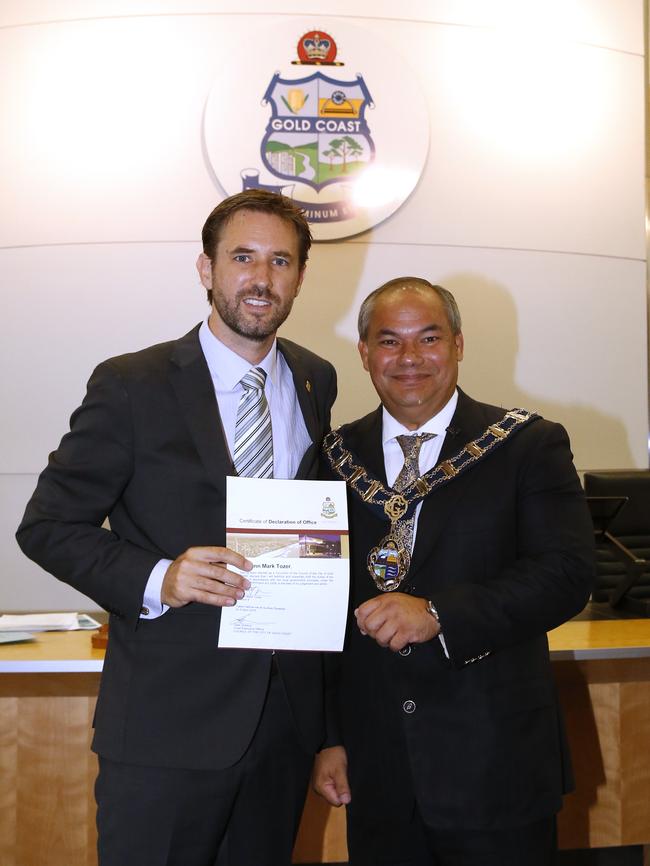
[{"xmin": 218, "ymin": 476, "xmax": 349, "ymax": 652}]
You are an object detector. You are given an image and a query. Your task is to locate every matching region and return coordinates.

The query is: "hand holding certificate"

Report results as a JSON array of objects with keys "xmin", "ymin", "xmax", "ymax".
[{"xmin": 218, "ymin": 477, "xmax": 349, "ymax": 652}]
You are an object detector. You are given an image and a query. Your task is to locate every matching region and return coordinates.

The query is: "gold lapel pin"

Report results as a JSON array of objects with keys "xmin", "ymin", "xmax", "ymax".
[{"xmin": 305, "ymin": 379, "xmax": 312, "ymax": 392}]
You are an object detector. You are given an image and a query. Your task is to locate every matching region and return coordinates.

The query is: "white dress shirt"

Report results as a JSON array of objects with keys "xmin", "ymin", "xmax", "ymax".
[
  {"xmin": 141, "ymin": 320, "xmax": 312, "ymax": 618},
  {"xmin": 381, "ymin": 389, "xmax": 458, "ymax": 652}
]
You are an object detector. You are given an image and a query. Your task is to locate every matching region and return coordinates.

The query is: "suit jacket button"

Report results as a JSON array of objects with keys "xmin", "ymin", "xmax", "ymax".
[
  {"xmin": 399, "ymin": 645, "xmax": 412, "ymax": 657},
  {"xmin": 402, "ymin": 699, "xmax": 416, "ymax": 714}
]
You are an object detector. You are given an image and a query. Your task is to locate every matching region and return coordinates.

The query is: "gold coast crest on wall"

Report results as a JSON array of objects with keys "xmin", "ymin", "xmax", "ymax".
[
  {"xmin": 254, "ymin": 32, "xmax": 375, "ymax": 207},
  {"xmin": 204, "ymin": 20, "xmax": 429, "ymax": 240}
]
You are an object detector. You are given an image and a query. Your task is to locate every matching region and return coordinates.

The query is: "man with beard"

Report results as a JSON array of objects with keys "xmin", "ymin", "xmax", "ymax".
[
  {"xmin": 16, "ymin": 190, "xmax": 337, "ymax": 866},
  {"xmin": 313, "ymin": 278, "xmax": 593, "ymax": 866}
]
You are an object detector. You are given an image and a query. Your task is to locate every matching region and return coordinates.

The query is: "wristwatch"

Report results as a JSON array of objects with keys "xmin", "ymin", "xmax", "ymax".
[{"xmin": 425, "ymin": 599, "xmax": 440, "ymax": 623}]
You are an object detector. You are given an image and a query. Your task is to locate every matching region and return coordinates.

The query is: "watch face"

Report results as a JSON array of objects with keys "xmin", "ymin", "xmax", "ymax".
[{"xmin": 426, "ymin": 601, "xmax": 439, "ymax": 620}]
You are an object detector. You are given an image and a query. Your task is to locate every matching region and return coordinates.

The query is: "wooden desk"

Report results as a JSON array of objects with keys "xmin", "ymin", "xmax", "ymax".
[
  {"xmin": 1, "ymin": 619, "xmax": 650, "ymax": 865},
  {"xmin": 0, "ymin": 631, "xmax": 103, "ymax": 866},
  {"xmin": 548, "ymin": 618, "xmax": 650, "ymax": 851}
]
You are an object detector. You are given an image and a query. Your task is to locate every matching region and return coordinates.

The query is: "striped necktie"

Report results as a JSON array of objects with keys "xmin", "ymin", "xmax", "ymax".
[{"xmin": 233, "ymin": 367, "xmax": 273, "ymax": 478}]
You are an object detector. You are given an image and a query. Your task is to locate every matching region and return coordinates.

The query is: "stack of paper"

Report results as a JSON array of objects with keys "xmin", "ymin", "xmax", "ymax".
[{"xmin": 0, "ymin": 612, "xmax": 101, "ymax": 632}]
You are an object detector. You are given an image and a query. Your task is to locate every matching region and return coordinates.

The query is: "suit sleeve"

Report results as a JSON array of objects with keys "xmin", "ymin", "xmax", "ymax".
[
  {"xmin": 320, "ymin": 360, "xmax": 337, "ymax": 433},
  {"xmin": 16, "ymin": 361, "xmax": 161, "ymax": 624},
  {"xmin": 431, "ymin": 421, "xmax": 595, "ymax": 668}
]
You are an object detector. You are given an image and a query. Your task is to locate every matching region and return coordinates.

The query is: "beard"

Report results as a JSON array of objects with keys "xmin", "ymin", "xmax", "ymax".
[{"xmin": 212, "ymin": 287, "xmax": 295, "ymax": 342}]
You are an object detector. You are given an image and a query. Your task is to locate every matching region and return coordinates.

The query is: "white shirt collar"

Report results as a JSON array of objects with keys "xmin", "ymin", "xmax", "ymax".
[
  {"xmin": 382, "ymin": 389, "xmax": 459, "ymax": 446},
  {"xmin": 198, "ymin": 319, "xmax": 278, "ymax": 391}
]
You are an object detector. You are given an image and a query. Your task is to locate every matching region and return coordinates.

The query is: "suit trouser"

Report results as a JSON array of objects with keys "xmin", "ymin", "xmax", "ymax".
[
  {"xmin": 348, "ymin": 805, "xmax": 557, "ymax": 866},
  {"xmin": 95, "ymin": 670, "xmax": 313, "ymax": 866},
  {"xmin": 345, "ymin": 714, "xmax": 557, "ymax": 866}
]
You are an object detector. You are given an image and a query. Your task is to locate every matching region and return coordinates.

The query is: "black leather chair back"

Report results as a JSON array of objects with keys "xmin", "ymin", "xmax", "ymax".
[{"xmin": 583, "ymin": 470, "xmax": 650, "ymax": 607}]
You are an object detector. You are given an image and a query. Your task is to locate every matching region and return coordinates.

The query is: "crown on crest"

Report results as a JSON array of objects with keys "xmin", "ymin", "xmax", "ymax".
[
  {"xmin": 292, "ymin": 30, "xmax": 344, "ymax": 66},
  {"xmin": 303, "ymin": 33, "xmax": 331, "ymax": 60}
]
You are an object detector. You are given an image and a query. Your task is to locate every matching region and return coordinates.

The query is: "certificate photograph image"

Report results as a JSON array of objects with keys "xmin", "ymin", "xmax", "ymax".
[
  {"xmin": 227, "ymin": 530, "xmax": 346, "ymax": 560},
  {"xmin": 219, "ymin": 477, "xmax": 349, "ymax": 652}
]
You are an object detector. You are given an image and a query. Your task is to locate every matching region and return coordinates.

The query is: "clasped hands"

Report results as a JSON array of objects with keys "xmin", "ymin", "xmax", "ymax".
[
  {"xmin": 355, "ymin": 591, "xmax": 440, "ymax": 652},
  {"xmin": 161, "ymin": 546, "xmax": 252, "ymax": 608}
]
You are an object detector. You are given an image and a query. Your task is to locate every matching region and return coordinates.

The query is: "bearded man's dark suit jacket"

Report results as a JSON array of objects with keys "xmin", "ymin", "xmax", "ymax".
[
  {"xmin": 16, "ymin": 324, "xmax": 337, "ymax": 770},
  {"xmin": 327, "ymin": 389, "xmax": 594, "ymax": 840}
]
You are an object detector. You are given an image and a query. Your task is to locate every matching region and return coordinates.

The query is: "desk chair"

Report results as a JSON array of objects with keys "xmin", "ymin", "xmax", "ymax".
[{"xmin": 583, "ymin": 470, "xmax": 650, "ymax": 616}]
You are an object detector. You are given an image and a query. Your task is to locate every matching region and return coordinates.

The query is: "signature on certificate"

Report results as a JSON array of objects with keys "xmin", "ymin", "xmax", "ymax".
[
  {"xmin": 233, "ymin": 612, "xmax": 276, "ymax": 627},
  {"xmin": 246, "ymin": 586, "xmax": 271, "ymax": 599}
]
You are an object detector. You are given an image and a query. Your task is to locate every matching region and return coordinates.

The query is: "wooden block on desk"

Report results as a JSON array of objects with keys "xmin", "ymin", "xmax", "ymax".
[{"xmin": 91, "ymin": 624, "xmax": 108, "ymax": 649}]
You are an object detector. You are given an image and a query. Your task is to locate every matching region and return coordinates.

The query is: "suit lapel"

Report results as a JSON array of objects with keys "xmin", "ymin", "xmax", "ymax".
[
  {"xmin": 408, "ymin": 390, "xmax": 495, "ymax": 575},
  {"xmin": 345, "ymin": 407, "xmax": 387, "ymax": 487},
  {"xmin": 169, "ymin": 325, "xmax": 234, "ymax": 490}
]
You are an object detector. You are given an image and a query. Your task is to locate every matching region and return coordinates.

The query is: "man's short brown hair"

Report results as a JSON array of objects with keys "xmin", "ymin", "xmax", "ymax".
[{"xmin": 201, "ymin": 189, "xmax": 312, "ymax": 269}]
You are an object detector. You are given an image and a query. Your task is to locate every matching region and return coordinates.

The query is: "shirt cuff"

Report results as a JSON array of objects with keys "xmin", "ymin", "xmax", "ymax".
[{"xmin": 140, "ymin": 559, "xmax": 172, "ymax": 619}]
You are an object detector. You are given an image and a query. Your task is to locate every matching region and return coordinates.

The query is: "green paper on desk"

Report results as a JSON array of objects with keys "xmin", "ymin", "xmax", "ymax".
[{"xmin": 0, "ymin": 631, "xmax": 34, "ymax": 644}]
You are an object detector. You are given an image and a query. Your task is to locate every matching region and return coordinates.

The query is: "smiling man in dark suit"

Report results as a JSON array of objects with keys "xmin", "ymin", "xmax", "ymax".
[
  {"xmin": 16, "ymin": 190, "xmax": 337, "ymax": 866},
  {"xmin": 314, "ymin": 277, "xmax": 593, "ymax": 866}
]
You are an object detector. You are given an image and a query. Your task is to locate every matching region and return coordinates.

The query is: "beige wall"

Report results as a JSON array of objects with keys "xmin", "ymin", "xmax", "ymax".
[{"xmin": 1, "ymin": 0, "xmax": 647, "ymax": 611}]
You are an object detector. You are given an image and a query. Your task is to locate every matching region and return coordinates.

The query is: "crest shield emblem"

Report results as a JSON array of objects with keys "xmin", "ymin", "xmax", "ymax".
[{"xmin": 261, "ymin": 71, "xmax": 375, "ymax": 191}]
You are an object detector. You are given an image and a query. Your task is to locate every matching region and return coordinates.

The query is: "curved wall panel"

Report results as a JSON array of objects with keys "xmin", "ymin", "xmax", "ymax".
[{"xmin": 1, "ymin": 0, "xmax": 646, "ymax": 610}]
